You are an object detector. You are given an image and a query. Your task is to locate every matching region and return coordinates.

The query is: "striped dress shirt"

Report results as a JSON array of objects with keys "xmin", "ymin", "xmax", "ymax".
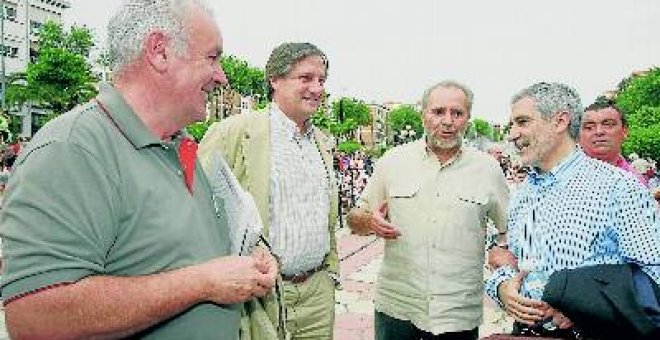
[{"xmin": 269, "ymin": 106, "xmax": 330, "ymax": 276}]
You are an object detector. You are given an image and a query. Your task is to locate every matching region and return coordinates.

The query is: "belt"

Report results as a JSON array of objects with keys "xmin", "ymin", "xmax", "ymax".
[{"xmin": 281, "ymin": 265, "xmax": 325, "ymax": 284}]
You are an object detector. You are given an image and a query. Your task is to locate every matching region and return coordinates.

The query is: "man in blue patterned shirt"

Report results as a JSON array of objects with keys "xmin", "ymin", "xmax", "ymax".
[{"xmin": 486, "ymin": 82, "xmax": 660, "ymax": 338}]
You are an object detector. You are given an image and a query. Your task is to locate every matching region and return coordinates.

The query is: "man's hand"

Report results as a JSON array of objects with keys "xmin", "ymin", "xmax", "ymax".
[
  {"xmin": 544, "ymin": 306, "xmax": 574, "ymax": 329},
  {"xmin": 251, "ymin": 246, "xmax": 279, "ymax": 286},
  {"xmin": 369, "ymin": 201, "xmax": 401, "ymax": 240},
  {"xmin": 498, "ymin": 272, "xmax": 547, "ymax": 325},
  {"xmin": 197, "ymin": 252, "xmax": 278, "ymax": 304},
  {"xmin": 488, "ymin": 246, "xmax": 518, "ymax": 270}
]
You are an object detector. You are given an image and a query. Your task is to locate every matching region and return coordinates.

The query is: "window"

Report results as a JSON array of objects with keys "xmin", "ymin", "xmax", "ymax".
[
  {"xmin": 3, "ymin": 5, "xmax": 17, "ymax": 22},
  {"xmin": 30, "ymin": 21, "xmax": 44, "ymax": 35},
  {"xmin": 1, "ymin": 45, "xmax": 19, "ymax": 58}
]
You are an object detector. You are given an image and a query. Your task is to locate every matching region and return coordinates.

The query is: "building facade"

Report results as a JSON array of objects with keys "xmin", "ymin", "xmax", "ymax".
[
  {"xmin": 1, "ymin": 0, "xmax": 70, "ymax": 137},
  {"xmin": 2, "ymin": 0, "xmax": 70, "ymax": 74}
]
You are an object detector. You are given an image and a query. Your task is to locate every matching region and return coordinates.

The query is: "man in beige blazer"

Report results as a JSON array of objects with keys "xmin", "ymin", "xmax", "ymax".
[{"xmin": 199, "ymin": 42, "xmax": 339, "ymax": 340}]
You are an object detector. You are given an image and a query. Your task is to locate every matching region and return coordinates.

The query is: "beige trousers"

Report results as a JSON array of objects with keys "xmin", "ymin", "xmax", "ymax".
[{"xmin": 282, "ymin": 270, "xmax": 336, "ymax": 340}]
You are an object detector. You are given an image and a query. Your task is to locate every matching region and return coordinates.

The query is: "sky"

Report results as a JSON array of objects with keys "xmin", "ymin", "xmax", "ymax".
[{"xmin": 64, "ymin": 0, "xmax": 660, "ymax": 124}]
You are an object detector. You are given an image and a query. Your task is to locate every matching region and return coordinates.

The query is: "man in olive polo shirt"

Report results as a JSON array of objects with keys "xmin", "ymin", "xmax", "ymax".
[
  {"xmin": 348, "ymin": 80, "xmax": 509, "ymax": 340},
  {"xmin": 0, "ymin": 1, "xmax": 277, "ymax": 339}
]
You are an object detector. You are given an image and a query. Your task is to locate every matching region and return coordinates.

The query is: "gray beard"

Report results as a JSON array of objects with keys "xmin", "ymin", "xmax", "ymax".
[{"xmin": 426, "ymin": 131, "xmax": 464, "ymax": 150}]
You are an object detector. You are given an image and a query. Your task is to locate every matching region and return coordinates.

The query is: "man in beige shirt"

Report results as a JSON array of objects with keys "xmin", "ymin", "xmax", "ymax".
[{"xmin": 348, "ymin": 80, "xmax": 509, "ymax": 340}]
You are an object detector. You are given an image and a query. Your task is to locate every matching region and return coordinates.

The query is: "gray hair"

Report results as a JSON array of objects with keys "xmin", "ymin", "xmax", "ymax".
[
  {"xmin": 107, "ymin": 0, "xmax": 213, "ymax": 74},
  {"xmin": 511, "ymin": 82, "xmax": 583, "ymax": 139},
  {"xmin": 421, "ymin": 80, "xmax": 474, "ymax": 113},
  {"xmin": 265, "ymin": 42, "xmax": 328, "ymax": 100}
]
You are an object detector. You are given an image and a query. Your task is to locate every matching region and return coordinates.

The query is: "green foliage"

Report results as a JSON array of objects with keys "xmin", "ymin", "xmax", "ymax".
[
  {"xmin": 5, "ymin": 21, "xmax": 97, "ymax": 118},
  {"xmin": 616, "ymin": 67, "xmax": 660, "ymax": 161},
  {"xmin": 312, "ymin": 97, "xmax": 371, "ymax": 138},
  {"xmin": 622, "ymin": 125, "xmax": 660, "ymax": 160},
  {"xmin": 186, "ymin": 120, "xmax": 214, "ymax": 142},
  {"xmin": 38, "ymin": 23, "xmax": 94, "ymax": 57},
  {"xmin": 617, "ymin": 67, "xmax": 660, "ymax": 116},
  {"xmin": 5, "ymin": 73, "xmax": 29, "ymax": 109},
  {"xmin": 330, "ymin": 97, "xmax": 371, "ymax": 137},
  {"xmin": 337, "ymin": 139, "xmax": 362, "ymax": 154},
  {"xmin": 311, "ymin": 108, "xmax": 334, "ymax": 130},
  {"xmin": 25, "ymin": 48, "xmax": 97, "ymax": 112},
  {"xmin": 221, "ymin": 55, "xmax": 267, "ymax": 106},
  {"xmin": 626, "ymin": 106, "xmax": 660, "ymax": 128},
  {"xmin": 472, "ymin": 118, "xmax": 493, "ymax": 139},
  {"xmin": 0, "ymin": 114, "xmax": 8, "ymax": 132},
  {"xmin": 386, "ymin": 105, "xmax": 423, "ymax": 137},
  {"xmin": 332, "ymin": 97, "xmax": 371, "ymax": 125}
]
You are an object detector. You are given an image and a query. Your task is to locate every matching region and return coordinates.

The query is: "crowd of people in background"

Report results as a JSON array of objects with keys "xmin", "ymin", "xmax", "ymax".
[
  {"xmin": 0, "ymin": 2, "xmax": 657, "ymax": 338},
  {"xmin": 334, "ymin": 151, "xmax": 374, "ymax": 213},
  {"xmin": 0, "ymin": 137, "xmax": 30, "ymax": 201}
]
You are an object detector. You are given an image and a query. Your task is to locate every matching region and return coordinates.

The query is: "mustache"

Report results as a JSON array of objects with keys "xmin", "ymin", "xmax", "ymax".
[
  {"xmin": 513, "ymin": 139, "xmax": 530, "ymax": 149},
  {"xmin": 427, "ymin": 124, "xmax": 465, "ymax": 135}
]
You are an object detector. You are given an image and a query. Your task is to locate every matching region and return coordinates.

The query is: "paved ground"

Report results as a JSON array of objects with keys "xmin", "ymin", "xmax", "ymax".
[
  {"xmin": 0, "ymin": 227, "xmax": 512, "ymax": 340},
  {"xmin": 334, "ymin": 227, "xmax": 514, "ymax": 339}
]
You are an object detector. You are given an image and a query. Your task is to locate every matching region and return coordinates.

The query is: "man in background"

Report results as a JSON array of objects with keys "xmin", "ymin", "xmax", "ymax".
[{"xmin": 579, "ymin": 97, "xmax": 647, "ymax": 185}]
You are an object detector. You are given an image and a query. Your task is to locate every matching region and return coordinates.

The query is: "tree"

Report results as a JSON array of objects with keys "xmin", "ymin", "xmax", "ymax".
[
  {"xmin": 386, "ymin": 105, "xmax": 423, "ymax": 144},
  {"xmin": 310, "ymin": 96, "xmax": 334, "ymax": 131},
  {"xmin": 330, "ymin": 97, "xmax": 371, "ymax": 138},
  {"xmin": 472, "ymin": 118, "xmax": 493, "ymax": 139},
  {"xmin": 220, "ymin": 55, "xmax": 267, "ymax": 106},
  {"xmin": 311, "ymin": 97, "xmax": 371, "ymax": 140},
  {"xmin": 5, "ymin": 21, "xmax": 97, "ymax": 117},
  {"xmin": 615, "ymin": 67, "xmax": 660, "ymax": 161},
  {"xmin": 337, "ymin": 140, "xmax": 362, "ymax": 154}
]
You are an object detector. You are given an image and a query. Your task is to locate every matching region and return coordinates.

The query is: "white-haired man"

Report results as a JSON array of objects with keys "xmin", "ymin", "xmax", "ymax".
[
  {"xmin": 0, "ymin": 1, "xmax": 277, "ymax": 339},
  {"xmin": 348, "ymin": 81, "xmax": 509, "ymax": 340}
]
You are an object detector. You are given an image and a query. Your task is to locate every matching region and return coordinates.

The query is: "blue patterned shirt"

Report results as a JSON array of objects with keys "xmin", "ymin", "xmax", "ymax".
[{"xmin": 486, "ymin": 148, "xmax": 660, "ymax": 305}]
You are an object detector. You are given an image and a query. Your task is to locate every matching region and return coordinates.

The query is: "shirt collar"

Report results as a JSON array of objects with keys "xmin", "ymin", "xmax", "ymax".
[
  {"xmin": 420, "ymin": 135, "xmax": 463, "ymax": 167},
  {"xmin": 270, "ymin": 103, "xmax": 314, "ymax": 140},
  {"xmin": 527, "ymin": 146, "xmax": 582, "ymax": 188},
  {"xmin": 96, "ymin": 83, "xmax": 185, "ymax": 149},
  {"xmin": 615, "ymin": 155, "xmax": 632, "ymax": 170}
]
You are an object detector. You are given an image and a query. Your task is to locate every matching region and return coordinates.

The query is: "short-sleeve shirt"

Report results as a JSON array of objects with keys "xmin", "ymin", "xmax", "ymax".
[
  {"xmin": 0, "ymin": 83, "xmax": 239, "ymax": 339},
  {"xmin": 356, "ymin": 139, "xmax": 509, "ymax": 334}
]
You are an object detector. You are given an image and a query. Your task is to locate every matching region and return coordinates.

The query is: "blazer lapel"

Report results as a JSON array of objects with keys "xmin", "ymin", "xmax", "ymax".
[
  {"xmin": 313, "ymin": 128, "xmax": 338, "ymax": 226},
  {"xmin": 243, "ymin": 113, "xmax": 271, "ymax": 239}
]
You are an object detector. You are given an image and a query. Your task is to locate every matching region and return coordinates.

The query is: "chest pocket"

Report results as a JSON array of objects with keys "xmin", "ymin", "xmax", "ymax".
[
  {"xmin": 457, "ymin": 193, "xmax": 488, "ymax": 217},
  {"xmin": 387, "ymin": 182, "xmax": 421, "ymax": 224}
]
